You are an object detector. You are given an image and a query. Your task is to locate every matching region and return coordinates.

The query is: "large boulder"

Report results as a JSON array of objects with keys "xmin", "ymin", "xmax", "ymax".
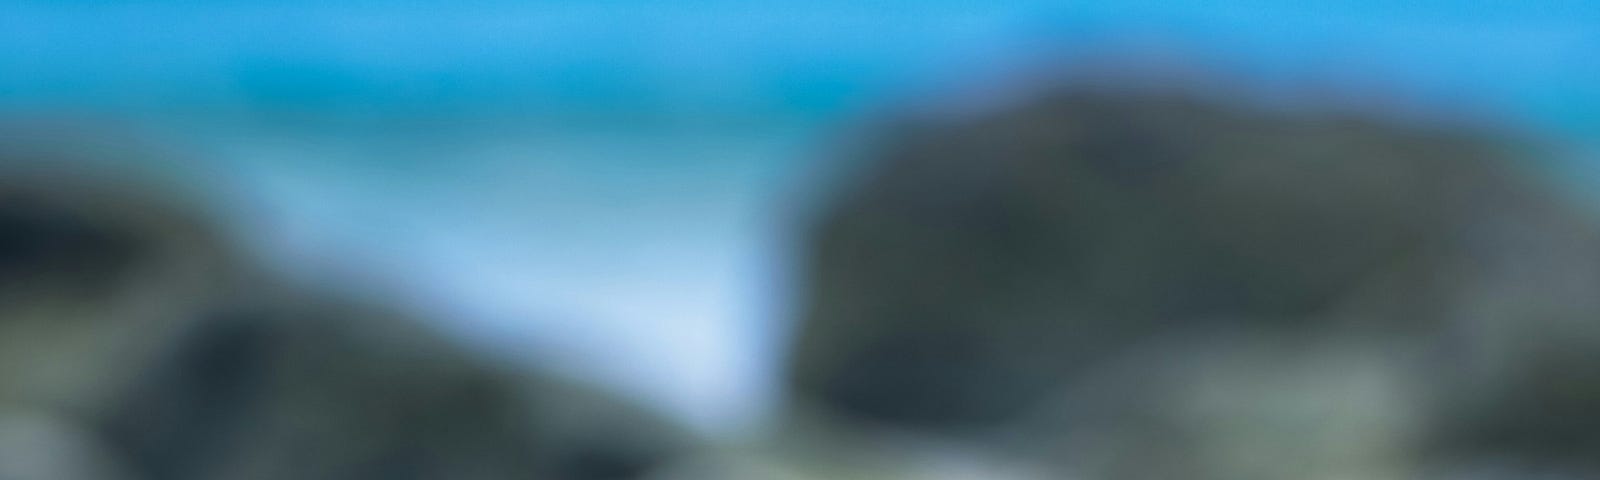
[
  {"xmin": 0, "ymin": 128, "xmax": 691, "ymax": 480},
  {"xmin": 787, "ymin": 87, "xmax": 1600, "ymax": 477}
]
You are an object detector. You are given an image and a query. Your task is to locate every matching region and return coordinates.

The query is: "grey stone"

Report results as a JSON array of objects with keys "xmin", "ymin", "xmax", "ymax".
[
  {"xmin": 0, "ymin": 132, "xmax": 691, "ymax": 480},
  {"xmin": 787, "ymin": 86, "xmax": 1600, "ymax": 476}
]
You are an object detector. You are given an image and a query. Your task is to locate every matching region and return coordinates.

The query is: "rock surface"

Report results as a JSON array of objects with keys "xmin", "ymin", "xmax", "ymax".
[
  {"xmin": 787, "ymin": 87, "xmax": 1600, "ymax": 478},
  {"xmin": 0, "ymin": 130, "xmax": 691, "ymax": 480}
]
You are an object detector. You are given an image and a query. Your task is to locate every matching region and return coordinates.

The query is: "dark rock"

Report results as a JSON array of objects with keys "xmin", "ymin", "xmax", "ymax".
[
  {"xmin": 0, "ymin": 131, "xmax": 691, "ymax": 480},
  {"xmin": 787, "ymin": 84, "xmax": 1600, "ymax": 478}
]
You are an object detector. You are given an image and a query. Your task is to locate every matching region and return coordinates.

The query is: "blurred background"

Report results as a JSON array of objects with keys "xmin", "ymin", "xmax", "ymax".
[{"xmin": 1, "ymin": 1, "xmax": 1599, "ymax": 477}]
